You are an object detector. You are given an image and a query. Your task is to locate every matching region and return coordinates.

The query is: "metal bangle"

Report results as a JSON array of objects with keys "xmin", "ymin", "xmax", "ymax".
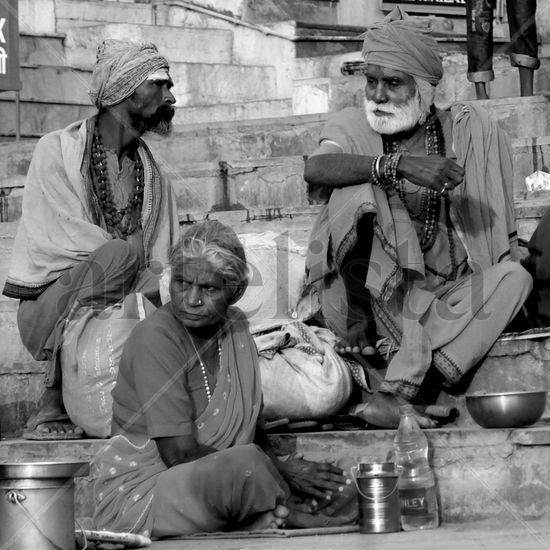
[{"xmin": 375, "ymin": 155, "xmax": 383, "ymax": 181}]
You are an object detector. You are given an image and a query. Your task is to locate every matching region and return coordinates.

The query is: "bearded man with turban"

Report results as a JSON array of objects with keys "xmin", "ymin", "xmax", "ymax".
[
  {"xmin": 304, "ymin": 8, "xmax": 532, "ymax": 428},
  {"xmin": 3, "ymin": 40, "xmax": 179, "ymax": 439}
]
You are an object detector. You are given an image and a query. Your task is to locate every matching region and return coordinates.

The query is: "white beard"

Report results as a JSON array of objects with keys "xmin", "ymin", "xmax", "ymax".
[{"xmin": 364, "ymin": 91, "xmax": 429, "ymax": 135}]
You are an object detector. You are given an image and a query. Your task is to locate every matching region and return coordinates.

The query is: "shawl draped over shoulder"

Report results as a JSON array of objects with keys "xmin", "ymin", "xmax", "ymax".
[
  {"xmin": 93, "ymin": 308, "xmax": 262, "ymax": 535},
  {"xmin": 3, "ymin": 117, "xmax": 179, "ymax": 299},
  {"xmin": 306, "ymin": 102, "xmax": 518, "ymax": 304}
]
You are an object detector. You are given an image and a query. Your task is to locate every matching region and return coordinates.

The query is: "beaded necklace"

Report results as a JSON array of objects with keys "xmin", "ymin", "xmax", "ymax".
[
  {"xmin": 91, "ymin": 122, "xmax": 145, "ymax": 237},
  {"xmin": 384, "ymin": 114, "xmax": 459, "ymax": 279},
  {"xmin": 187, "ymin": 333, "xmax": 222, "ymax": 403},
  {"xmin": 384, "ymin": 114, "xmax": 445, "ymax": 254}
]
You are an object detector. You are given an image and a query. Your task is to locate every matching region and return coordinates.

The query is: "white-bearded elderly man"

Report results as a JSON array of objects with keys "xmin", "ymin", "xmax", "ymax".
[
  {"xmin": 3, "ymin": 40, "xmax": 180, "ymax": 439},
  {"xmin": 304, "ymin": 8, "xmax": 532, "ymax": 429}
]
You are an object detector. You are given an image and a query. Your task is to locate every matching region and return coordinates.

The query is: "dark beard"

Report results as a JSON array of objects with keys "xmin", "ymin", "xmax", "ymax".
[{"xmin": 133, "ymin": 104, "xmax": 175, "ymax": 136}]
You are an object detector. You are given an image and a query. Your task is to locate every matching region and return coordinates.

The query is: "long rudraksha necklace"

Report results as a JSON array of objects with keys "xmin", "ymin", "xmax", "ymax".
[
  {"xmin": 91, "ymin": 122, "xmax": 145, "ymax": 237},
  {"xmin": 385, "ymin": 114, "xmax": 445, "ymax": 254}
]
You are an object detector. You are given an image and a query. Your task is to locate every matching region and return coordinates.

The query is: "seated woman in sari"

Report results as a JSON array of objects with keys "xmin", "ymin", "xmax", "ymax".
[{"xmin": 93, "ymin": 220, "xmax": 355, "ymax": 538}]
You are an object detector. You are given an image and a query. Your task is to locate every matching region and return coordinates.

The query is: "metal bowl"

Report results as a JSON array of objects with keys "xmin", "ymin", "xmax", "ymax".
[{"xmin": 465, "ymin": 390, "xmax": 547, "ymax": 428}]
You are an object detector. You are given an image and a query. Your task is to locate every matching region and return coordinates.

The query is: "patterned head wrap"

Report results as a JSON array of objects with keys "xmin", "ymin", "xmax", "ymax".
[
  {"xmin": 361, "ymin": 7, "xmax": 443, "ymax": 85},
  {"xmin": 89, "ymin": 39, "xmax": 170, "ymax": 109}
]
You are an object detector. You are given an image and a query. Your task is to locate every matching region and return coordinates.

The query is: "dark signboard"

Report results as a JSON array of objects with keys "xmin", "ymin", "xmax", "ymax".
[
  {"xmin": 0, "ymin": 0, "xmax": 20, "ymax": 91},
  {"xmin": 381, "ymin": 0, "xmax": 467, "ymax": 16}
]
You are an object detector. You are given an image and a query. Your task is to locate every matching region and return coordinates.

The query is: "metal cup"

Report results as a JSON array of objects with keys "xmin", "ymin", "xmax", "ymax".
[{"xmin": 351, "ymin": 462, "xmax": 400, "ymax": 534}]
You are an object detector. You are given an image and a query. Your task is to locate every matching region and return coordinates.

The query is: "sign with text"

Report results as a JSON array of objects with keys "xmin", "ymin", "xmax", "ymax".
[
  {"xmin": 0, "ymin": 0, "xmax": 20, "ymax": 91},
  {"xmin": 381, "ymin": 0, "xmax": 467, "ymax": 16}
]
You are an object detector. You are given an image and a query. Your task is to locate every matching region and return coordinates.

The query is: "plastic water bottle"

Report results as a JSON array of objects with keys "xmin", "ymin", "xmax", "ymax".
[{"xmin": 393, "ymin": 404, "xmax": 439, "ymax": 531}]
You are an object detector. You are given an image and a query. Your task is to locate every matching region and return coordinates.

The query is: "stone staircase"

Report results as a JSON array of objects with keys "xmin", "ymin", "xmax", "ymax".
[
  {"xmin": 3, "ymin": 0, "xmax": 550, "ymax": 529},
  {"xmin": 3, "ymin": 426, "xmax": 550, "ymax": 524}
]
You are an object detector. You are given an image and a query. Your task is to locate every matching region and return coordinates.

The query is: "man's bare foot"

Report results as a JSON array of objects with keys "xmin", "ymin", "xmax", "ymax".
[
  {"xmin": 23, "ymin": 387, "xmax": 84, "ymax": 440},
  {"xmin": 242, "ymin": 505, "xmax": 289, "ymax": 531},
  {"xmin": 350, "ymin": 392, "xmax": 437, "ymax": 429},
  {"xmin": 335, "ymin": 318, "xmax": 378, "ymax": 356}
]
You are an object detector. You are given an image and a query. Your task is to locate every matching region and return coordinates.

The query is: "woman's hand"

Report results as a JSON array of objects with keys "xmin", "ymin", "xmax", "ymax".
[
  {"xmin": 397, "ymin": 155, "xmax": 464, "ymax": 194},
  {"xmin": 278, "ymin": 453, "xmax": 347, "ymax": 501}
]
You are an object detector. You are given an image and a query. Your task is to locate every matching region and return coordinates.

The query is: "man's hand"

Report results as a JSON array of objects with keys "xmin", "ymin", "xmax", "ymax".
[
  {"xmin": 279, "ymin": 453, "xmax": 347, "ymax": 501},
  {"xmin": 397, "ymin": 155, "xmax": 464, "ymax": 194}
]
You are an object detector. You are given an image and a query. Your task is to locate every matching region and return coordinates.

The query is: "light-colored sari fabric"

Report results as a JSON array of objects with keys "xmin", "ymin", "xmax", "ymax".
[{"xmin": 92, "ymin": 311, "xmax": 269, "ymax": 536}]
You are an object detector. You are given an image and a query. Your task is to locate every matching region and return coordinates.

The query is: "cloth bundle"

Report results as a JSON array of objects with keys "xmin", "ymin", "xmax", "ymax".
[
  {"xmin": 61, "ymin": 293, "xmax": 155, "ymax": 437},
  {"xmin": 255, "ymin": 321, "xmax": 354, "ymax": 420}
]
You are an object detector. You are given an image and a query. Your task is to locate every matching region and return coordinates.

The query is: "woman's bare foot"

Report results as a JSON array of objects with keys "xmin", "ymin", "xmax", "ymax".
[
  {"xmin": 242, "ymin": 505, "xmax": 289, "ymax": 531},
  {"xmin": 335, "ymin": 317, "xmax": 378, "ymax": 357}
]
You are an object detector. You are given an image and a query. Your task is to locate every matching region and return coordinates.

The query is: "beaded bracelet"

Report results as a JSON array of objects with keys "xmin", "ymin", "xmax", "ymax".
[{"xmin": 382, "ymin": 152, "xmax": 402, "ymax": 188}]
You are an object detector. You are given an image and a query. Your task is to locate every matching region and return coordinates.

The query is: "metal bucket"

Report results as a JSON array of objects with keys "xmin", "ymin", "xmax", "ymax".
[
  {"xmin": 0, "ymin": 461, "xmax": 89, "ymax": 550},
  {"xmin": 351, "ymin": 462, "xmax": 400, "ymax": 534}
]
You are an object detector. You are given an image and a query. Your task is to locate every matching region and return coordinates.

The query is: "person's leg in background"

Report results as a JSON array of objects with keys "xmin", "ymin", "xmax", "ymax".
[
  {"xmin": 466, "ymin": 0, "xmax": 497, "ymax": 99},
  {"xmin": 19, "ymin": 240, "xmax": 141, "ymax": 439},
  {"xmin": 507, "ymin": 0, "xmax": 540, "ymax": 96}
]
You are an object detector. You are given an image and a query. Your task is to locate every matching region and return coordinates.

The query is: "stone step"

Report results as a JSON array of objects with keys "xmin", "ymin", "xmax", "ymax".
[
  {"xmin": 0, "ymin": 154, "xmax": 310, "ymax": 223},
  {"xmin": 151, "ymin": 7, "xmax": 297, "ymax": 99},
  {"xmin": 294, "ymin": 54, "xmax": 550, "ymax": 117},
  {"xmin": 171, "ymin": 62, "xmax": 281, "ymax": 105},
  {"xmin": 147, "ymin": 113, "xmax": 325, "ymax": 163},
  {"xmin": 6, "ymin": 60, "xmax": 280, "ymax": 107},
  {"xmin": 153, "ymin": 0, "xmax": 380, "ymax": 31},
  {"xmin": 0, "ymin": 98, "xmax": 295, "ymax": 139},
  {"xmin": 172, "ymin": 98, "xmax": 294, "ymax": 125},
  {"xmin": 0, "ymin": 98, "xmax": 95, "ymax": 138},
  {"xmin": 159, "ymin": 106, "xmax": 550, "ymax": 172},
  {"xmin": 6, "ymin": 64, "xmax": 93, "ymax": 104},
  {"xmin": 292, "ymin": 22, "xmax": 365, "ymax": 58},
  {"xmin": 0, "ymin": 129, "xmax": 547, "ymax": 221},
  {"xmin": 241, "ymin": 0, "xmax": 341, "ymax": 26},
  {"xmin": 168, "ymin": 155, "xmax": 305, "ymax": 212},
  {"xmin": 19, "ymin": 32, "xmax": 66, "ymax": 65},
  {"xmin": 60, "ymin": 23, "xmax": 235, "ymax": 67},
  {"xmin": 0, "ymin": 63, "xmax": 286, "ymax": 136},
  {"xmin": 2, "ymin": 425, "xmax": 550, "ymax": 523},
  {"xmin": 289, "ymin": 24, "xmax": 507, "ymax": 59},
  {"xmin": 54, "ymin": 0, "xmax": 155, "ymax": 30}
]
